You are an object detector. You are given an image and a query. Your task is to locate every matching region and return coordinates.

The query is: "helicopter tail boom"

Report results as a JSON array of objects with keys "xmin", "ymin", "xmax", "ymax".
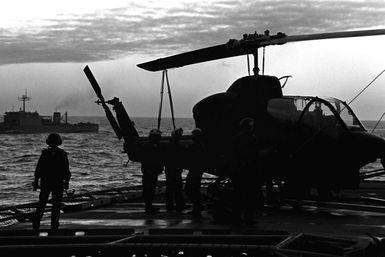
[
  {"xmin": 84, "ymin": 66, "xmax": 142, "ymax": 161},
  {"xmin": 107, "ymin": 97, "xmax": 139, "ymax": 143}
]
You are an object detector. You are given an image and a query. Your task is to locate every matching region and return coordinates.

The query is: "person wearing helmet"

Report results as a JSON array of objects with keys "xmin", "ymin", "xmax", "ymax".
[
  {"xmin": 164, "ymin": 128, "xmax": 187, "ymax": 212},
  {"xmin": 149, "ymin": 128, "xmax": 161, "ymax": 142},
  {"xmin": 140, "ymin": 129, "xmax": 164, "ymax": 213},
  {"xmin": 32, "ymin": 133, "xmax": 71, "ymax": 230},
  {"xmin": 230, "ymin": 117, "xmax": 262, "ymax": 225},
  {"xmin": 185, "ymin": 128, "xmax": 205, "ymax": 217}
]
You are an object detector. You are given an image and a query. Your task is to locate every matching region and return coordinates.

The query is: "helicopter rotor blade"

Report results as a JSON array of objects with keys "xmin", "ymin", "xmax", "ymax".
[
  {"xmin": 83, "ymin": 65, "xmax": 123, "ymax": 139},
  {"xmin": 137, "ymin": 43, "xmax": 252, "ymax": 72},
  {"xmin": 262, "ymin": 28, "xmax": 385, "ymax": 46},
  {"xmin": 101, "ymin": 102, "xmax": 123, "ymax": 140},
  {"xmin": 138, "ymin": 29, "xmax": 385, "ymax": 72},
  {"xmin": 84, "ymin": 66, "xmax": 104, "ymax": 101}
]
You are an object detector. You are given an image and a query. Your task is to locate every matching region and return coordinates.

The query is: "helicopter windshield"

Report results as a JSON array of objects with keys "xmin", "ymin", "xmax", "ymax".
[
  {"xmin": 268, "ymin": 96, "xmax": 365, "ymax": 135},
  {"xmin": 322, "ymin": 97, "xmax": 365, "ymax": 131},
  {"xmin": 299, "ymin": 98, "xmax": 344, "ymax": 137}
]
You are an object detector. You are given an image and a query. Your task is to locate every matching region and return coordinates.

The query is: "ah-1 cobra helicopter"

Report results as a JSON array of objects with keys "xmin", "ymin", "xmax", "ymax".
[{"xmin": 84, "ymin": 28, "xmax": 385, "ymax": 197}]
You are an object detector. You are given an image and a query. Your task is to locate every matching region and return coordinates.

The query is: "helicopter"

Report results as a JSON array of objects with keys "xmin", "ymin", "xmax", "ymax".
[{"xmin": 84, "ymin": 28, "xmax": 385, "ymax": 197}]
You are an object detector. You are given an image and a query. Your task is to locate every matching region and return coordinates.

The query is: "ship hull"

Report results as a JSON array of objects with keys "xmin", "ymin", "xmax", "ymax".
[{"xmin": 0, "ymin": 123, "xmax": 99, "ymax": 134}]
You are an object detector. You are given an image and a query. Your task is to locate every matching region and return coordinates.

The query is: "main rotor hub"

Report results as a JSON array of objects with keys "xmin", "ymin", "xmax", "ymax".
[
  {"xmin": 226, "ymin": 31, "xmax": 286, "ymax": 75},
  {"xmin": 226, "ymin": 31, "xmax": 286, "ymax": 49}
]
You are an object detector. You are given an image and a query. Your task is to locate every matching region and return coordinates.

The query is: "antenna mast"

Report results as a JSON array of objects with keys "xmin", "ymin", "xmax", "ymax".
[{"xmin": 18, "ymin": 89, "xmax": 31, "ymax": 112}]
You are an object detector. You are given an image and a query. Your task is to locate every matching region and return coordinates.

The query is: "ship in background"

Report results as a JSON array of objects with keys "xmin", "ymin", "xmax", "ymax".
[{"xmin": 0, "ymin": 91, "xmax": 99, "ymax": 134}]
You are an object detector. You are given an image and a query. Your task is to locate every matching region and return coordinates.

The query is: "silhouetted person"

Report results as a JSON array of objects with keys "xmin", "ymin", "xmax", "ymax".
[
  {"xmin": 140, "ymin": 129, "xmax": 164, "ymax": 213},
  {"xmin": 231, "ymin": 118, "xmax": 262, "ymax": 224},
  {"xmin": 185, "ymin": 128, "xmax": 205, "ymax": 217},
  {"xmin": 164, "ymin": 128, "xmax": 186, "ymax": 212},
  {"xmin": 32, "ymin": 133, "xmax": 71, "ymax": 230}
]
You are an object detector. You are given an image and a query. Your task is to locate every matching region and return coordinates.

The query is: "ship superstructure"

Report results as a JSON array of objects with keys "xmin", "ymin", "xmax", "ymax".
[{"xmin": 0, "ymin": 91, "xmax": 98, "ymax": 134}]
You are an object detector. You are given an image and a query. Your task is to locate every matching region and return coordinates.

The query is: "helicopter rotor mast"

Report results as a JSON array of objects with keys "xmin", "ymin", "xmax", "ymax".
[{"xmin": 137, "ymin": 29, "xmax": 385, "ymax": 73}]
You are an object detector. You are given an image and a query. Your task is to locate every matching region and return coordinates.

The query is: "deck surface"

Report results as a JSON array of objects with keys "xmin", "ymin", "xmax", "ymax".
[
  {"xmin": 4, "ymin": 181, "xmax": 385, "ymax": 244},
  {"xmin": 4, "ymin": 182, "xmax": 385, "ymax": 256},
  {"xmin": 6, "ymin": 199, "xmax": 385, "ymax": 241}
]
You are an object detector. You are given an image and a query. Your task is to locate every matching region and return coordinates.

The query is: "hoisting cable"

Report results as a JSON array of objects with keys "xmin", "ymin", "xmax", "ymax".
[
  {"xmin": 337, "ymin": 70, "xmax": 385, "ymax": 116},
  {"xmin": 157, "ymin": 70, "xmax": 177, "ymax": 131},
  {"xmin": 165, "ymin": 70, "xmax": 176, "ymax": 130},
  {"xmin": 157, "ymin": 70, "xmax": 166, "ymax": 131},
  {"xmin": 346, "ymin": 70, "xmax": 385, "ymax": 107},
  {"xmin": 262, "ymin": 47, "xmax": 266, "ymax": 75},
  {"xmin": 371, "ymin": 112, "xmax": 385, "ymax": 134}
]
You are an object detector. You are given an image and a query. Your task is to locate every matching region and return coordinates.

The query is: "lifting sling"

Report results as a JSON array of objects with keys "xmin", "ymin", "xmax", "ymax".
[{"xmin": 157, "ymin": 70, "xmax": 176, "ymax": 131}]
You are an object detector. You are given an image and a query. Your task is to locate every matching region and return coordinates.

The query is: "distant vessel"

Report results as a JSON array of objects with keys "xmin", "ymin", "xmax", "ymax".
[{"xmin": 0, "ymin": 91, "xmax": 98, "ymax": 134}]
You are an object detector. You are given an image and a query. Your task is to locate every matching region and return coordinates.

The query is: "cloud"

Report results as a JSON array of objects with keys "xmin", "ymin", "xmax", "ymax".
[{"xmin": 0, "ymin": 0, "xmax": 384, "ymax": 65}]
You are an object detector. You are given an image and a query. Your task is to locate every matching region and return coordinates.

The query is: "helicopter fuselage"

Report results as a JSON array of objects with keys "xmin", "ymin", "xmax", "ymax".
[
  {"xmin": 85, "ymin": 29, "xmax": 385, "ymax": 196},
  {"xmin": 118, "ymin": 75, "xmax": 385, "ymax": 192}
]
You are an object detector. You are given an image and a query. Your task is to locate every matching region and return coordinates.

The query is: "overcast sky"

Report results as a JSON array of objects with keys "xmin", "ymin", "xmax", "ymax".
[{"xmin": 0, "ymin": 0, "xmax": 384, "ymax": 120}]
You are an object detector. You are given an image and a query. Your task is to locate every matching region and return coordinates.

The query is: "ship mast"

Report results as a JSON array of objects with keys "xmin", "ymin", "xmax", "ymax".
[{"xmin": 18, "ymin": 89, "xmax": 31, "ymax": 112}]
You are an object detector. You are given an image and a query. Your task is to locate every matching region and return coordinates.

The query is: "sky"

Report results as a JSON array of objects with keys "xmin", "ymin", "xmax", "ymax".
[{"xmin": 0, "ymin": 0, "xmax": 385, "ymax": 120}]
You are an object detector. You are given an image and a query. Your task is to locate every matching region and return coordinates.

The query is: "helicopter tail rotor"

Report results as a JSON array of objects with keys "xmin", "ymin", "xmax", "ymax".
[{"xmin": 83, "ymin": 65, "xmax": 123, "ymax": 139}]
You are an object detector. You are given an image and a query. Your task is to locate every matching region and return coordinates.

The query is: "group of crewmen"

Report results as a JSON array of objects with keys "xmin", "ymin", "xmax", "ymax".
[
  {"xmin": 140, "ymin": 127, "xmax": 205, "ymax": 217},
  {"xmin": 30, "ymin": 117, "xmax": 263, "ymax": 230},
  {"xmin": 139, "ymin": 117, "xmax": 264, "ymax": 225},
  {"xmin": 30, "ymin": 129, "xmax": 206, "ymax": 231}
]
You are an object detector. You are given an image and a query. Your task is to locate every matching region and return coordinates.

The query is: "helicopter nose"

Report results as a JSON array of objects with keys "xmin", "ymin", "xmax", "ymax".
[{"xmin": 344, "ymin": 131, "xmax": 385, "ymax": 165}]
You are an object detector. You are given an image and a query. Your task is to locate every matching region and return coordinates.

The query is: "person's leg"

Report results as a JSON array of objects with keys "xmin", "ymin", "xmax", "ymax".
[
  {"xmin": 143, "ymin": 172, "xmax": 156, "ymax": 211},
  {"xmin": 51, "ymin": 187, "xmax": 63, "ymax": 229},
  {"xmin": 148, "ymin": 174, "xmax": 158, "ymax": 207},
  {"xmin": 165, "ymin": 171, "xmax": 176, "ymax": 211},
  {"xmin": 191, "ymin": 175, "xmax": 203, "ymax": 214},
  {"xmin": 33, "ymin": 187, "xmax": 51, "ymax": 230},
  {"xmin": 175, "ymin": 171, "xmax": 186, "ymax": 211}
]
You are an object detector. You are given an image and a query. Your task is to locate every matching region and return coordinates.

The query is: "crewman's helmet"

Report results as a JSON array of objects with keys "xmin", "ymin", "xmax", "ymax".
[
  {"xmin": 149, "ymin": 129, "xmax": 161, "ymax": 142},
  {"xmin": 46, "ymin": 133, "xmax": 62, "ymax": 147},
  {"xmin": 239, "ymin": 117, "xmax": 254, "ymax": 132},
  {"xmin": 192, "ymin": 128, "xmax": 202, "ymax": 137},
  {"xmin": 171, "ymin": 128, "xmax": 183, "ymax": 139}
]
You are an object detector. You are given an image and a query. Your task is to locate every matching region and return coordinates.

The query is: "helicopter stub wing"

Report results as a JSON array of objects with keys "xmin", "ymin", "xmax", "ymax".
[{"xmin": 138, "ymin": 29, "xmax": 385, "ymax": 72}]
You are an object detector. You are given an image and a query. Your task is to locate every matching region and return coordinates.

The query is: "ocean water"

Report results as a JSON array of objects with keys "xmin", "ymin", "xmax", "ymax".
[
  {"xmin": 0, "ymin": 116, "xmax": 195, "ymax": 207},
  {"xmin": 0, "ymin": 117, "xmax": 384, "ymax": 208}
]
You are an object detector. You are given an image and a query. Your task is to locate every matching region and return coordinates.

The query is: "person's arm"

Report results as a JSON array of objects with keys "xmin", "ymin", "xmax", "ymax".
[
  {"xmin": 32, "ymin": 152, "xmax": 44, "ymax": 190},
  {"xmin": 63, "ymin": 152, "xmax": 71, "ymax": 190}
]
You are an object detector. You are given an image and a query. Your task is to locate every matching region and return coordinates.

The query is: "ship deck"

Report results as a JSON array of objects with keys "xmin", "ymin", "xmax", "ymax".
[
  {"xmin": 2, "ymin": 180, "xmax": 385, "ymax": 256},
  {"xmin": 5, "ymin": 199, "xmax": 385, "ymax": 238}
]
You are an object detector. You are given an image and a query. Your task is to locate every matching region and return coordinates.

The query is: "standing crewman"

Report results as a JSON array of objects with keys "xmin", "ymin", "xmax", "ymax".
[
  {"xmin": 231, "ymin": 117, "xmax": 262, "ymax": 225},
  {"xmin": 140, "ymin": 129, "xmax": 164, "ymax": 213},
  {"xmin": 185, "ymin": 128, "xmax": 205, "ymax": 217},
  {"xmin": 32, "ymin": 133, "xmax": 71, "ymax": 231},
  {"xmin": 164, "ymin": 128, "xmax": 186, "ymax": 212}
]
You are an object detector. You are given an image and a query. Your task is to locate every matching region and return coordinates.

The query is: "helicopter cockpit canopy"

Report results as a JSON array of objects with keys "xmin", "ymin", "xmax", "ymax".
[
  {"xmin": 267, "ymin": 96, "xmax": 365, "ymax": 136},
  {"xmin": 323, "ymin": 97, "xmax": 365, "ymax": 131}
]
